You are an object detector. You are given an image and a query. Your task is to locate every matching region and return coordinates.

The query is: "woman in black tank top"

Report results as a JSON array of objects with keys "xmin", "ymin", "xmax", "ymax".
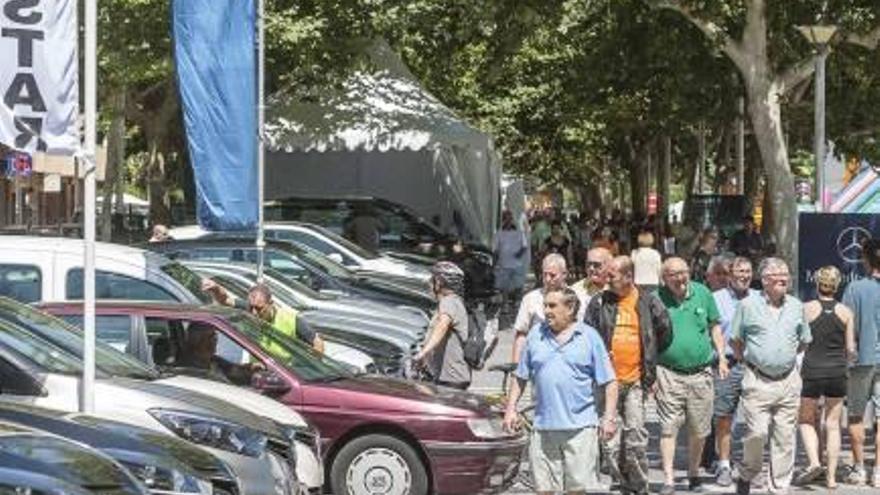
[{"xmin": 794, "ymin": 266, "xmax": 856, "ymax": 489}]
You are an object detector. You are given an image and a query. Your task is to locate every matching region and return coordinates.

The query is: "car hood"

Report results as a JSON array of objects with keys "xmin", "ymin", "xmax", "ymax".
[
  {"xmin": 26, "ymin": 374, "xmax": 281, "ymax": 439},
  {"xmin": 300, "ymin": 311, "xmax": 418, "ymax": 349},
  {"xmin": 309, "ymin": 296, "xmax": 428, "ymax": 329},
  {"xmin": 302, "ymin": 375, "xmax": 492, "ymax": 418},
  {"xmin": 157, "ymin": 374, "xmax": 307, "ymax": 427}
]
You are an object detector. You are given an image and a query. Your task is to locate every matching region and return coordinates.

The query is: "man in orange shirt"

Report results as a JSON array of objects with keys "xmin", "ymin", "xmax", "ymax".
[{"xmin": 585, "ymin": 256, "xmax": 672, "ymax": 495}]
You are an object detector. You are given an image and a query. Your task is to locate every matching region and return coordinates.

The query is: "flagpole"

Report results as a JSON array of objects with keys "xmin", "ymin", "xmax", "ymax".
[
  {"xmin": 81, "ymin": 0, "xmax": 98, "ymax": 414},
  {"xmin": 255, "ymin": 0, "xmax": 265, "ymax": 281}
]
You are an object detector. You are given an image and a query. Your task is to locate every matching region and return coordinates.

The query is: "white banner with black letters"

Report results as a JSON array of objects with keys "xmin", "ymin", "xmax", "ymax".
[{"xmin": 0, "ymin": 0, "xmax": 79, "ymax": 154}]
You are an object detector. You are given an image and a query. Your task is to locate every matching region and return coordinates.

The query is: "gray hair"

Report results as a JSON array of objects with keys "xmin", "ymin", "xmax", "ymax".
[
  {"xmin": 757, "ymin": 257, "xmax": 789, "ymax": 277},
  {"xmin": 707, "ymin": 252, "xmax": 735, "ymax": 273},
  {"xmin": 731, "ymin": 256, "xmax": 752, "ymax": 270},
  {"xmin": 546, "ymin": 286, "xmax": 581, "ymax": 321},
  {"xmin": 542, "ymin": 253, "xmax": 568, "ymax": 272}
]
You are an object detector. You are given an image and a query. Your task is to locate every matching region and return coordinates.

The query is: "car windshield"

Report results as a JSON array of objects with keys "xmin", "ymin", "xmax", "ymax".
[
  {"xmin": 161, "ymin": 262, "xmax": 212, "ymax": 304},
  {"xmin": 305, "ymin": 225, "xmax": 381, "ymax": 260},
  {"xmin": 228, "ymin": 313, "xmax": 352, "ymax": 382},
  {"xmin": 0, "ymin": 299, "xmax": 158, "ymax": 380},
  {"xmin": 288, "ymin": 244, "xmax": 356, "ymax": 281},
  {"xmin": 0, "ymin": 320, "xmax": 83, "ymax": 375},
  {"xmin": 262, "ymin": 268, "xmax": 335, "ymax": 301}
]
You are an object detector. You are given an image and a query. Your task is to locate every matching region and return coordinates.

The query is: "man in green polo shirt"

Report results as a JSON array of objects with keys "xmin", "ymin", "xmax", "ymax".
[{"xmin": 655, "ymin": 257, "xmax": 727, "ymax": 495}]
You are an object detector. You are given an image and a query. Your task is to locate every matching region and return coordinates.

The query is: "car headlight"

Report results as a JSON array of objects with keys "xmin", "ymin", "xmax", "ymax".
[
  {"xmin": 466, "ymin": 417, "xmax": 510, "ymax": 440},
  {"xmin": 282, "ymin": 424, "xmax": 321, "ymax": 458},
  {"xmin": 148, "ymin": 409, "xmax": 267, "ymax": 458}
]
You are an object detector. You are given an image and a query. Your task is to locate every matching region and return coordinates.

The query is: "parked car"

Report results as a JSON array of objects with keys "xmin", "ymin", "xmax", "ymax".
[
  {"xmin": 41, "ymin": 301, "xmax": 527, "ymax": 495},
  {"xmin": 0, "ymin": 236, "xmax": 208, "ymax": 304},
  {"xmin": 146, "ymin": 238, "xmax": 434, "ymax": 311},
  {"xmin": 0, "ymin": 403, "xmax": 231, "ymax": 495},
  {"xmin": 0, "ymin": 420, "xmax": 149, "ymax": 495},
  {"xmin": 169, "ymin": 222, "xmax": 432, "ymax": 290},
  {"xmin": 184, "ymin": 263, "xmax": 417, "ymax": 374},
  {"xmin": 264, "ymin": 196, "xmax": 497, "ymax": 299},
  {"xmin": 0, "ymin": 296, "xmax": 323, "ymax": 493},
  {"xmin": 0, "ymin": 317, "xmax": 300, "ymax": 495}
]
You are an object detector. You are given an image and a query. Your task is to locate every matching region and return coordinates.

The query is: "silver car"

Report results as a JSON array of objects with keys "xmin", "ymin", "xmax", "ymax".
[{"xmin": 0, "ymin": 319, "xmax": 299, "ymax": 495}]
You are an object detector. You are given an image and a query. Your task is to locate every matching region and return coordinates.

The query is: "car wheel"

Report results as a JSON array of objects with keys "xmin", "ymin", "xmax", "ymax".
[{"xmin": 330, "ymin": 434, "xmax": 429, "ymax": 495}]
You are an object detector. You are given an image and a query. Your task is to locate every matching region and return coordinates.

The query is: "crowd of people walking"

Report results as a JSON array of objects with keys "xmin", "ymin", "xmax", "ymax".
[{"xmin": 491, "ymin": 208, "xmax": 880, "ymax": 495}]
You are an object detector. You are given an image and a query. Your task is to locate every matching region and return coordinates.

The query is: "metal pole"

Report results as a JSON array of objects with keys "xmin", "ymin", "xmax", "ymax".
[
  {"xmin": 815, "ymin": 48, "xmax": 828, "ymax": 211},
  {"xmin": 255, "ymin": 0, "xmax": 266, "ymax": 281},
  {"xmin": 81, "ymin": 0, "xmax": 98, "ymax": 414},
  {"xmin": 736, "ymin": 96, "xmax": 745, "ymax": 195}
]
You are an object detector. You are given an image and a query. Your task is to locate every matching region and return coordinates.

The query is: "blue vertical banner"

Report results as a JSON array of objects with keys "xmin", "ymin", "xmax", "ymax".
[{"xmin": 172, "ymin": 0, "xmax": 258, "ymax": 230}]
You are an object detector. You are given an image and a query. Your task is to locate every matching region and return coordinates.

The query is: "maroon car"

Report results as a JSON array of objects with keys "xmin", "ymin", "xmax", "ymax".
[{"xmin": 40, "ymin": 302, "xmax": 527, "ymax": 495}]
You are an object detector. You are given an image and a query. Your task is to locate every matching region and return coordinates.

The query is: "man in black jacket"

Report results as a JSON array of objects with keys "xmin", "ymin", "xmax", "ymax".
[{"xmin": 585, "ymin": 256, "xmax": 672, "ymax": 495}]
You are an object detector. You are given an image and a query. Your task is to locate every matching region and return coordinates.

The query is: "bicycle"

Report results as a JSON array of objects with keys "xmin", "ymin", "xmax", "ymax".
[{"xmin": 485, "ymin": 362, "xmax": 535, "ymax": 491}]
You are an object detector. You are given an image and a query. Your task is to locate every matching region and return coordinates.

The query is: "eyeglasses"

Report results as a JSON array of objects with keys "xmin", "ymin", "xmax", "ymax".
[
  {"xmin": 586, "ymin": 261, "xmax": 603, "ymax": 269},
  {"xmin": 665, "ymin": 269, "xmax": 689, "ymax": 277}
]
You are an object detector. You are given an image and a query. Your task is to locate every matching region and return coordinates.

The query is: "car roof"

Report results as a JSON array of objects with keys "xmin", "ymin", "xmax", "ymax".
[{"xmin": 0, "ymin": 235, "xmax": 168, "ymax": 263}]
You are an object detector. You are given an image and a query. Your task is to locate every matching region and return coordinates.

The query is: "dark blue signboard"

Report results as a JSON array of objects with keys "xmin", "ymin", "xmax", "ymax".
[{"xmin": 798, "ymin": 213, "xmax": 880, "ymax": 300}]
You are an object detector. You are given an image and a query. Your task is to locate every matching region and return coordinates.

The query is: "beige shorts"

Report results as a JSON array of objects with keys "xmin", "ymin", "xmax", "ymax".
[
  {"xmin": 656, "ymin": 365, "xmax": 714, "ymax": 438},
  {"xmin": 530, "ymin": 427, "xmax": 601, "ymax": 492}
]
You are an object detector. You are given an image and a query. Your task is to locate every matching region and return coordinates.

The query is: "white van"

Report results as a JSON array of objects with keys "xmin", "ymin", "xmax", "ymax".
[{"xmin": 0, "ymin": 236, "xmax": 323, "ymax": 491}]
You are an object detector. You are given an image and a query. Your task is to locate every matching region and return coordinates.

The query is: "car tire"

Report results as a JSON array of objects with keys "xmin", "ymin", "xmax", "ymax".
[{"xmin": 330, "ymin": 434, "xmax": 429, "ymax": 495}]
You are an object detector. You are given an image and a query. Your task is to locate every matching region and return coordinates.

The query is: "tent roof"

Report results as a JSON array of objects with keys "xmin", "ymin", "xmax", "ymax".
[{"xmin": 265, "ymin": 41, "xmax": 492, "ymax": 153}]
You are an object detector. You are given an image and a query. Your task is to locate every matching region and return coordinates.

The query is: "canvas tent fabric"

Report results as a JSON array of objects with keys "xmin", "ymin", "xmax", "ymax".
[{"xmin": 264, "ymin": 41, "xmax": 501, "ymax": 247}]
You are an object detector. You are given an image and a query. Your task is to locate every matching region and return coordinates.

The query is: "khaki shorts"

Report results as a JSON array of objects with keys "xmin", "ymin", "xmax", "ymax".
[
  {"xmin": 530, "ymin": 427, "xmax": 601, "ymax": 492},
  {"xmin": 656, "ymin": 365, "xmax": 714, "ymax": 437}
]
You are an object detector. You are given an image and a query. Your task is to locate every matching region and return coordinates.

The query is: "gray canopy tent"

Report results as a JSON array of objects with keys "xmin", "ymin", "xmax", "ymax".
[{"xmin": 264, "ymin": 42, "xmax": 501, "ymax": 248}]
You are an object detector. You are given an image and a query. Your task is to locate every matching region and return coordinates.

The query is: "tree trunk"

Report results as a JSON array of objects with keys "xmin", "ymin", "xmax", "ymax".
[
  {"xmin": 746, "ymin": 84, "xmax": 797, "ymax": 265},
  {"xmin": 659, "ymin": 136, "xmax": 672, "ymax": 225},
  {"xmin": 100, "ymin": 88, "xmax": 126, "ymax": 242},
  {"xmin": 147, "ymin": 141, "xmax": 171, "ymax": 225},
  {"xmin": 627, "ymin": 144, "xmax": 650, "ymax": 219}
]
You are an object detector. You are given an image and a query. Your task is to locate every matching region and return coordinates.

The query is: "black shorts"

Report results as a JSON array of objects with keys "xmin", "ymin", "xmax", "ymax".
[{"xmin": 801, "ymin": 376, "xmax": 847, "ymax": 399}]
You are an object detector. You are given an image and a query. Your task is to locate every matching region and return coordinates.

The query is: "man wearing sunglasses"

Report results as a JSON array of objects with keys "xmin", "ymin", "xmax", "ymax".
[
  {"xmin": 202, "ymin": 279, "xmax": 325, "ymax": 354},
  {"xmin": 730, "ymin": 258, "xmax": 810, "ymax": 495},
  {"xmin": 572, "ymin": 247, "xmax": 613, "ymax": 319}
]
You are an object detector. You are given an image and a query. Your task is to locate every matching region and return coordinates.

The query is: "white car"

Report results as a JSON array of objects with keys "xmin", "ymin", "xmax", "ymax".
[
  {"xmin": 0, "ymin": 235, "xmax": 370, "ymax": 375},
  {"xmin": 170, "ymin": 223, "xmax": 433, "ymax": 287}
]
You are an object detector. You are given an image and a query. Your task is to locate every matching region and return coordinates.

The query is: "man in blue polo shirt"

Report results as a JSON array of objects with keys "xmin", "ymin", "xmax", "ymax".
[{"xmin": 504, "ymin": 287, "xmax": 618, "ymax": 494}]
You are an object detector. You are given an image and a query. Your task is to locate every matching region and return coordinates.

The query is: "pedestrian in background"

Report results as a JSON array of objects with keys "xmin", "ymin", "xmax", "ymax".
[
  {"xmin": 504, "ymin": 287, "xmax": 618, "ymax": 494},
  {"xmin": 655, "ymin": 257, "xmax": 726, "ymax": 495},
  {"xmin": 572, "ymin": 247, "xmax": 613, "ymax": 321},
  {"xmin": 494, "ymin": 210, "xmax": 528, "ymax": 312},
  {"xmin": 631, "ymin": 231, "xmax": 662, "ymax": 293},
  {"xmin": 731, "ymin": 258, "xmax": 811, "ymax": 495},
  {"xmin": 511, "ymin": 253, "xmax": 570, "ymax": 363},
  {"xmin": 794, "ymin": 266, "xmax": 855, "ymax": 489},
  {"xmin": 585, "ymin": 256, "xmax": 672, "ymax": 495},
  {"xmin": 842, "ymin": 239, "xmax": 880, "ymax": 487},
  {"xmin": 710, "ymin": 257, "xmax": 758, "ymax": 487},
  {"xmin": 689, "ymin": 228, "xmax": 718, "ymax": 284}
]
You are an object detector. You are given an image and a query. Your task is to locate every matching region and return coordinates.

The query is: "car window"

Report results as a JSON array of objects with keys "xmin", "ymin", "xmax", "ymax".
[
  {"xmin": 0, "ymin": 265, "xmax": 41, "ymax": 304},
  {"xmin": 160, "ymin": 263, "xmax": 212, "ymax": 304},
  {"xmin": 61, "ymin": 315, "xmax": 133, "ymax": 353},
  {"xmin": 0, "ymin": 321, "xmax": 82, "ymax": 375},
  {"xmin": 272, "ymin": 230, "xmax": 358, "ymax": 267},
  {"xmin": 66, "ymin": 269, "xmax": 176, "ymax": 301}
]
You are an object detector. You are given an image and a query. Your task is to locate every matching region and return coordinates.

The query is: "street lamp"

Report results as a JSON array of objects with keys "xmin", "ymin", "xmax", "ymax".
[{"xmin": 797, "ymin": 24, "xmax": 837, "ymax": 212}]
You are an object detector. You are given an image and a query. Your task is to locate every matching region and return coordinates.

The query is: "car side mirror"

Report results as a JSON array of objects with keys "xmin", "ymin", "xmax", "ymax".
[
  {"xmin": 251, "ymin": 370, "xmax": 291, "ymax": 395},
  {"xmin": 327, "ymin": 253, "xmax": 344, "ymax": 264}
]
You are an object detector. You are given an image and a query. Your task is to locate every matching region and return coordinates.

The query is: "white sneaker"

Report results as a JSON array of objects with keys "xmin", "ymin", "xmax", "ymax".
[{"xmin": 872, "ymin": 468, "xmax": 880, "ymax": 488}]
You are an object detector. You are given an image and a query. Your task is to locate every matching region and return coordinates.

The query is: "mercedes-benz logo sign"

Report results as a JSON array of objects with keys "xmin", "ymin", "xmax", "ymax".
[{"xmin": 836, "ymin": 226, "xmax": 873, "ymax": 264}]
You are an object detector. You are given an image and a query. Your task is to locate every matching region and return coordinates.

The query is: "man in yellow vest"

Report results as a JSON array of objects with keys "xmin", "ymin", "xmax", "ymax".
[{"xmin": 202, "ymin": 279, "xmax": 325, "ymax": 354}]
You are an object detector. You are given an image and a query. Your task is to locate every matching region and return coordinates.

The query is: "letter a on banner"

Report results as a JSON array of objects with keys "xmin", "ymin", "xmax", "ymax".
[{"xmin": 0, "ymin": 0, "xmax": 79, "ymax": 154}]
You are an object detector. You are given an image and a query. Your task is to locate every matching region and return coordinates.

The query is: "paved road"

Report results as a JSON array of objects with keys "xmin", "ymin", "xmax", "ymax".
[{"xmin": 470, "ymin": 304, "xmax": 877, "ymax": 494}]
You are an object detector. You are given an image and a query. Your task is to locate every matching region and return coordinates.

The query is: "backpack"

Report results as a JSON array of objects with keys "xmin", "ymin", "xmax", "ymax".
[{"xmin": 461, "ymin": 304, "xmax": 499, "ymax": 370}]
